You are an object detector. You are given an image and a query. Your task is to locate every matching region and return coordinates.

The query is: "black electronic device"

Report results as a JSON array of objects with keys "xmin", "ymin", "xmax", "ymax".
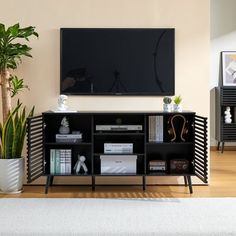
[{"xmin": 60, "ymin": 28, "xmax": 175, "ymax": 95}]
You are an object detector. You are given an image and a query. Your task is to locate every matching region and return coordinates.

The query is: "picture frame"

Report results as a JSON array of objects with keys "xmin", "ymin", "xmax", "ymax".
[{"xmin": 222, "ymin": 51, "xmax": 236, "ymax": 86}]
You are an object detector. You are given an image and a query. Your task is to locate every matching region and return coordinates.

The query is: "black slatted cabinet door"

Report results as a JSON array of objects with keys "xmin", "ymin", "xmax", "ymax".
[
  {"xmin": 27, "ymin": 115, "xmax": 44, "ymax": 183},
  {"xmin": 194, "ymin": 115, "xmax": 208, "ymax": 183}
]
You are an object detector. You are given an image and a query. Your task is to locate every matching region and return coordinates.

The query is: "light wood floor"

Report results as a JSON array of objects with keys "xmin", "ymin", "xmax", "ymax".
[{"xmin": 1, "ymin": 150, "xmax": 236, "ymax": 198}]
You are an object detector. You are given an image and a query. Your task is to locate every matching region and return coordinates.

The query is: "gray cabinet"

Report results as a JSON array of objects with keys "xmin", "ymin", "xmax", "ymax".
[{"xmin": 215, "ymin": 86, "xmax": 236, "ymax": 152}]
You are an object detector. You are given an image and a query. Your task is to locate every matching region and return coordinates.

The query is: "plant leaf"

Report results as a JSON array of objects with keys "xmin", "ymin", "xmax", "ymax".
[{"xmin": 1, "ymin": 104, "xmax": 21, "ymax": 158}]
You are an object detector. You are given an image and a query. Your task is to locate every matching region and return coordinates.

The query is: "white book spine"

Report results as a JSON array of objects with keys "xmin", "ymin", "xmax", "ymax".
[
  {"xmin": 65, "ymin": 149, "xmax": 72, "ymax": 174},
  {"xmin": 159, "ymin": 116, "xmax": 163, "ymax": 142},
  {"xmin": 149, "ymin": 116, "xmax": 156, "ymax": 142},
  {"xmin": 60, "ymin": 150, "xmax": 66, "ymax": 174},
  {"xmin": 50, "ymin": 149, "xmax": 55, "ymax": 174},
  {"xmin": 55, "ymin": 150, "xmax": 60, "ymax": 174}
]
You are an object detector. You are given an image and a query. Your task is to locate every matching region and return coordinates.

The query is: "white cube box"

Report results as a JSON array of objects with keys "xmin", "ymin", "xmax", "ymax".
[{"xmin": 100, "ymin": 155, "xmax": 137, "ymax": 174}]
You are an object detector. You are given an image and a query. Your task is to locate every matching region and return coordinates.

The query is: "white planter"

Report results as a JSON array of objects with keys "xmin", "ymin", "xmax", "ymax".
[
  {"xmin": 0, "ymin": 158, "xmax": 24, "ymax": 193},
  {"xmin": 163, "ymin": 104, "xmax": 172, "ymax": 112},
  {"xmin": 173, "ymin": 104, "xmax": 182, "ymax": 112}
]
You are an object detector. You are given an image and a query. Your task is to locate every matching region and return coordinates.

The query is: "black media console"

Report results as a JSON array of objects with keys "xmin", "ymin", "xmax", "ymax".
[{"xmin": 27, "ymin": 111, "xmax": 208, "ymax": 194}]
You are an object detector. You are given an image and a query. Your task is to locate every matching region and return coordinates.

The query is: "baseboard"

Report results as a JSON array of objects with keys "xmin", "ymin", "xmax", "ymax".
[{"xmin": 210, "ymin": 146, "xmax": 236, "ymax": 151}]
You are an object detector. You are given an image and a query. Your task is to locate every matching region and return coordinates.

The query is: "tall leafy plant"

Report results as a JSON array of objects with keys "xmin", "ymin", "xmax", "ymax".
[
  {"xmin": 0, "ymin": 102, "xmax": 34, "ymax": 159},
  {"xmin": 0, "ymin": 23, "xmax": 38, "ymax": 123}
]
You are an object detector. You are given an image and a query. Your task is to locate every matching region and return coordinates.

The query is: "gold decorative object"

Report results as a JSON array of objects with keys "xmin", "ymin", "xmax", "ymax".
[{"xmin": 168, "ymin": 114, "xmax": 188, "ymax": 142}]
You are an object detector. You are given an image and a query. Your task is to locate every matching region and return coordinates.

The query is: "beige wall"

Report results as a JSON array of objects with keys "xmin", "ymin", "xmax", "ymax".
[{"xmin": 0, "ymin": 0, "xmax": 210, "ymax": 185}]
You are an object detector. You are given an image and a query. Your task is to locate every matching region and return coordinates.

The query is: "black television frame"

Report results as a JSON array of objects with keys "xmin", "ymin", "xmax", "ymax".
[{"xmin": 60, "ymin": 28, "xmax": 175, "ymax": 96}]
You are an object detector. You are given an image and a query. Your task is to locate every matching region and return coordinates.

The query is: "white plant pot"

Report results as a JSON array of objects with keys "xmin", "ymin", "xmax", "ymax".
[
  {"xmin": 0, "ymin": 158, "xmax": 24, "ymax": 193},
  {"xmin": 173, "ymin": 104, "xmax": 182, "ymax": 112},
  {"xmin": 163, "ymin": 104, "xmax": 172, "ymax": 112}
]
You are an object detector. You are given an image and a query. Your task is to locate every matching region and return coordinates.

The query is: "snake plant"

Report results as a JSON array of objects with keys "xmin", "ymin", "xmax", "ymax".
[{"xmin": 0, "ymin": 102, "xmax": 34, "ymax": 159}]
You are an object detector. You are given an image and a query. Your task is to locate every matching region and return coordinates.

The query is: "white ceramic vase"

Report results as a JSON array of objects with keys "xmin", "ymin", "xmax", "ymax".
[
  {"xmin": 163, "ymin": 104, "xmax": 172, "ymax": 112},
  {"xmin": 173, "ymin": 104, "xmax": 182, "ymax": 112},
  {"xmin": 0, "ymin": 158, "xmax": 24, "ymax": 193}
]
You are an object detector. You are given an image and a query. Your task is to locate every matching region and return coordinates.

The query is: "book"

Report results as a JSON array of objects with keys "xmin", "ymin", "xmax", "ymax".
[
  {"xmin": 50, "ymin": 149, "xmax": 55, "ymax": 174},
  {"xmin": 60, "ymin": 150, "xmax": 66, "ymax": 174},
  {"xmin": 149, "ymin": 116, "xmax": 163, "ymax": 142},
  {"xmin": 65, "ymin": 149, "xmax": 72, "ymax": 174},
  {"xmin": 55, "ymin": 149, "xmax": 61, "ymax": 174}
]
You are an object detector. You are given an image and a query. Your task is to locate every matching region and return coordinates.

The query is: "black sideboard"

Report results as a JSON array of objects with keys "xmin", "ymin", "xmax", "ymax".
[{"xmin": 27, "ymin": 111, "xmax": 208, "ymax": 194}]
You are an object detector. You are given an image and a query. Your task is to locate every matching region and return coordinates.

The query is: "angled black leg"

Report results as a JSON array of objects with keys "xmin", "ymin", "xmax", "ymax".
[
  {"xmin": 184, "ymin": 176, "xmax": 188, "ymax": 187},
  {"xmin": 49, "ymin": 176, "xmax": 54, "ymax": 186},
  {"xmin": 45, "ymin": 175, "xmax": 51, "ymax": 194},
  {"xmin": 217, "ymin": 142, "xmax": 220, "ymax": 151},
  {"xmin": 92, "ymin": 176, "xmax": 95, "ymax": 191},
  {"xmin": 187, "ymin": 176, "xmax": 193, "ymax": 194},
  {"xmin": 221, "ymin": 142, "xmax": 225, "ymax": 153},
  {"xmin": 142, "ymin": 176, "xmax": 146, "ymax": 191}
]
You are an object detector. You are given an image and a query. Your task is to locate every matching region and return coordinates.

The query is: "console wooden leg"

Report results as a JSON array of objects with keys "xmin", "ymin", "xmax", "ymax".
[
  {"xmin": 184, "ymin": 176, "xmax": 187, "ymax": 187},
  {"xmin": 217, "ymin": 142, "xmax": 220, "ymax": 151},
  {"xmin": 142, "ymin": 176, "xmax": 146, "ymax": 191},
  {"xmin": 92, "ymin": 176, "xmax": 95, "ymax": 191},
  {"xmin": 187, "ymin": 176, "xmax": 193, "ymax": 194},
  {"xmin": 49, "ymin": 176, "xmax": 54, "ymax": 186},
  {"xmin": 221, "ymin": 142, "xmax": 225, "ymax": 153},
  {"xmin": 45, "ymin": 176, "xmax": 51, "ymax": 194}
]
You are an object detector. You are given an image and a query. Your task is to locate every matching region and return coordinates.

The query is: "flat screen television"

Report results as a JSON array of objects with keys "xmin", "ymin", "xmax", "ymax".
[{"xmin": 60, "ymin": 28, "xmax": 175, "ymax": 95}]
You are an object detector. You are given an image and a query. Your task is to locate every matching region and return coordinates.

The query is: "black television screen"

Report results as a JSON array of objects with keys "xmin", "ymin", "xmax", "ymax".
[{"xmin": 60, "ymin": 28, "xmax": 175, "ymax": 95}]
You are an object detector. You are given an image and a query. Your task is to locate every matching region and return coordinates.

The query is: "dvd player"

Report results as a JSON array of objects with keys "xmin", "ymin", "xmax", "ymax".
[{"xmin": 96, "ymin": 125, "xmax": 142, "ymax": 131}]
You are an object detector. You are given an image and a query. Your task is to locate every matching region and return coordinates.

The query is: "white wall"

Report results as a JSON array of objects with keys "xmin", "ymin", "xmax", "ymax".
[
  {"xmin": 0, "ymin": 0, "xmax": 210, "ymax": 184},
  {"xmin": 210, "ymin": 0, "xmax": 236, "ymax": 145}
]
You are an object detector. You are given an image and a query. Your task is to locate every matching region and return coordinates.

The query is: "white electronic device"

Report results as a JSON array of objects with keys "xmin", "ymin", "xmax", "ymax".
[
  {"xmin": 96, "ymin": 125, "xmax": 142, "ymax": 131},
  {"xmin": 104, "ymin": 143, "xmax": 133, "ymax": 154}
]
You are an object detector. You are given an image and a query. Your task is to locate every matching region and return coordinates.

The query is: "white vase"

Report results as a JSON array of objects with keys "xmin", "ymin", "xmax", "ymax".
[
  {"xmin": 163, "ymin": 104, "xmax": 172, "ymax": 112},
  {"xmin": 173, "ymin": 104, "xmax": 182, "ymax": 112},
  {"xmin": 0, "ymin": 158, "xmax": 24, "ymax": 193}
]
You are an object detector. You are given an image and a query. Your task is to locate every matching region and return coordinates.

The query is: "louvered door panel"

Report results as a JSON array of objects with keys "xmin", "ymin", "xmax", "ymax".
[
  {"xmin": 27, "ymin": 115, "xmax": 44, "ymax": 183},
  {"xmin": 222, "ymin": 87, "xmax": 236, "ymax": 105},
  {"xmin": 194, "ymin": 115, "xmax": 208, "ymax": 183}
]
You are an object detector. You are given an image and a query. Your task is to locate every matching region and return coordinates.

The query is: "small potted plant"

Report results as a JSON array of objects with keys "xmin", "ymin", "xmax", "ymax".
[
  {"xmin": 163, "ymin": 96, "xmax": 172, "ymax": 112},
  {"xmin": 173, "ymin": 95, "xmax": 182, "ymax": 112}
]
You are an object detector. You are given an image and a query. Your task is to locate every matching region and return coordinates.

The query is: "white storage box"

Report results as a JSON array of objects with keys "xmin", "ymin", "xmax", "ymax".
[{"xmin": 100, "ymin": 155, "xmax": 137, "ymax": 174}]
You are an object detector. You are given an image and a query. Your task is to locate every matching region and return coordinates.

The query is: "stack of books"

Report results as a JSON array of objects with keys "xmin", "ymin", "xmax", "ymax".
[
  {"xmin": 50, "ymin": 149, "xmax": 72, "ymax": 174},
  {"xmin": 148, "ymin": 116, "xmax": 163, "ymax": 142},
  {"xmin": 55, "ymin": 133, "xmax": 82, "ymax": 143},
  {"xmin": 149, "ymin": 160, "xmax": 166, "ymax": 172}
]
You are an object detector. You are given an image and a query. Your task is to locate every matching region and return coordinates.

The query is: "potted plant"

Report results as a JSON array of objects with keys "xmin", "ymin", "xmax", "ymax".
[
  {"xmin": 173, "ymin": 95, "xmax": 183, "ymax": 112},
  {"xmin": 0, "ymin": 103, "xmax": 34, "ymax": 193},
  {"xmin": 163, "ymin": 96, "xmax": 172, "ymax": 112},
  {"xmin": 0, "ymin": 23, "xmax": 38, "ymax": 193}
]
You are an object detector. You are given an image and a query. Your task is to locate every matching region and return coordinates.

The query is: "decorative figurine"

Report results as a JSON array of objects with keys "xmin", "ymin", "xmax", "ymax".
[
  {"xmin": 57, "ymin": 94, "xmax": 68, "ymax": 111},
  {"xmin": 59, "ymin": 116, "xmax": 70, "ymax": 134},
  {"xmin": 224, "ymin": 106, "xmax": 232, "ymax": 123},
  {"xmin": 73, "ymin": 155, "xmax": 88, "ymax": 174}
]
